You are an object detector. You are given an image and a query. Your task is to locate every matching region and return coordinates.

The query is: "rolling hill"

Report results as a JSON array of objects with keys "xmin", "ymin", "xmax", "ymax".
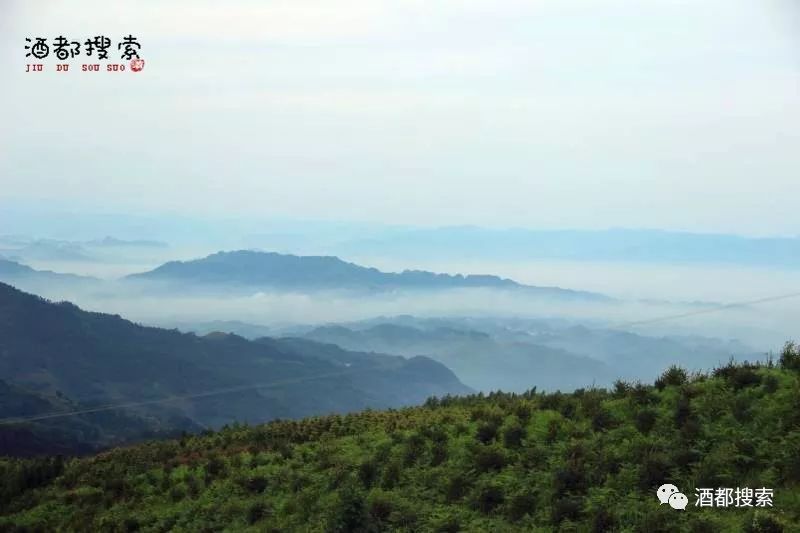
[
  {"xmin": 0, "ymin": 282, "xmax": 470, "ymax": 455},
  {"xmin": 125, "ymin": 250, "xmax": 610, "ymax": 300},
  {"xmin": 0, "ymin": 258, "xmax": 95, "ymax": 284},
  {"xmin": 302, "ymin": 323, "xmax": 618, "ymax": 392},
  {"xmin": 2, "ymin": 353, "xmax": 798, "ymax": 531},
  {"xmin": 298, "ymin": 318, "xmax": 758, "ymax": 393}
]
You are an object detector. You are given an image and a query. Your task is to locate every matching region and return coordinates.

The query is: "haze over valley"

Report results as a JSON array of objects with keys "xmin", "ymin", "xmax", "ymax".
[{"xmin": 1, "ymin": 215, "xmax": 794, "ymax": 418}]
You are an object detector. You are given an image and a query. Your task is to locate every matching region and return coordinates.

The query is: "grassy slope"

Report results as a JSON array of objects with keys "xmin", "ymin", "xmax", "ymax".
[{"xmin": 2, "ymin": 352, "xmax": 800, "ymax": 532}]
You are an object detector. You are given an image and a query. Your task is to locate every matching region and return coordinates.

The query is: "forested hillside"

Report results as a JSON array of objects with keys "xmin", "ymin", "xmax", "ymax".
[
  {"xmin": 3, "ymin": 347, "xmax": 799, "ymax": 531},
  {"xmin": 0, "ymin": 282, "xmax": 470, "ymax": 455}
]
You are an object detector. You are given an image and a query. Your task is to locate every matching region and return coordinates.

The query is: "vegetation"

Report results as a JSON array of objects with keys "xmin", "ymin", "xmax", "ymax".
[
  {"xmin": 0, "ymin": 282, "xmax": 469, "ymax": 455},
  {"xmin": 2, "ymin": 344, "xmax": 799, "ymax": 532}
]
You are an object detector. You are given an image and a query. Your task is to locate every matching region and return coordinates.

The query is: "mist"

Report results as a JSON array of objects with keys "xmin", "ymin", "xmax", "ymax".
[
  {"xmin": 8, "ymin": 269, "xmax": 796, "ymax": 353},
  {"xmin": 3, "ymin": 219, "xmax": 798, "ymax": 353}
]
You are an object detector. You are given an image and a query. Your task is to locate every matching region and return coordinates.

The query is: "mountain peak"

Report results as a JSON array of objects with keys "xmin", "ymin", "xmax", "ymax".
[
  {"xmin": 125, "ymin": 250, "xmax": 522, "ymax": 290},
  {"xmin": 124, "ymin": 250, "xmax": 609, "ymax": 300}
]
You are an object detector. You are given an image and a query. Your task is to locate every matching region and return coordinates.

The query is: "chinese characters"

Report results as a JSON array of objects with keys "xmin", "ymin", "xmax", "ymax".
[
  {"xmin": 695, "ymin": 487, "xmax": 774, "ymax": 508},
  {"xmin": 85, "ymin": 36, "xmax": 112, "ymax": 60},
  {"xmin": 25, "ymin": 35, "xmax": 141, "ymax": 60}
]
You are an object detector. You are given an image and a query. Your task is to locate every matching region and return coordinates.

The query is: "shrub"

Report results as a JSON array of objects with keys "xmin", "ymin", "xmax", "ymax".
[
  {"xmin": 205, "ymin": 455, "xmax": 225, "ymax": 478},
  {"xmin": 430, "ymin": 441, "xmax": 448, "ymax": 466},
  {"xmin": 591, "ymin": 408, "xmax": 615, "ymax": 432},
  {"xmin": 612, "ymin": 379, "xmax": 631, "ymax": 398},
  {"xmin": 123, "ymin": 517, "xmax": 140, "ymax": 532},
  {"xmin": 634, "ymin": 408, "xmax": 657, "ymax": 434},
  {"xmin": 502, "ymin": 420, "xmax": 525, "ymax": 448},
  {"xmin": 763, "ymin": 374, "xmax": 780, "ymax": 393},
  {"xmin": 655, "ymin": 365, "xmax": 688, "ymax": 390},
  {"xmin": 675, "ymin": 391, "xmax": 692, "ymax": 427},
  {"xmin": 471, "ymin": 480, "xmax": 505, "ymax": 514},
  {"xmin": 472, "ymin": 444, "xmax": 507, "ymax": 472},
  {"xmin": 366, "ymin": 489, "xmax": 394, "ymax": 524},
  {"xmin": 631, "ymin": 383, "xmax": 656, "ymax": 405},
  {"xmin": 432, "ymin": 514, "xmax": 461, "ymax": 533},
  {"xmin": 513, "ymin": 403, "xmax": 532, "ymax": 423},
  {"xmin": 779, "ymin": 342, "xmax": 800, "ymax": 372},
  {"xmin": 246, "ymin": 502, "xmax": 268, "ymax": 525},
  {"xmin": 403, "ymin": 432, "xmax": 427, "ymax": 464},
  {"xmin": 327, "ymin": 484, "xmax": 366, "ymax": 533},
  {"xmin": 733, "ymin": 395, "xmax": 753, "ymax": 422},
  {"xmin": 746, "ymin": 510, "xmax": 786, "ymax": 532},
  {"xmin": 445, "ymin": 473, "xmax": 471, "ymax": 502},
  {"xmin": 505, "ymin": 490, "xmax": 536, "ymax": 521},
  {"xmin": 381, "ymin": 461, "xmax": 402, "ymax": 489},
  {"xmin": 551, "ymin": 496, "xmax": 582, "ymax": 524},
  {"xmin": 240, "ymin": 475, "xmax": 267, "ymax": 494},
  {"xmin": 388, "ymin": 498, "xmax": 419, "ymax": 528},
  {"xmin": 169, "ymin": 485, "xmax": 186, "ymax": 502},
  {"xmin": 358, "ymin": 459, "xmax": 378, "ymax": 487},
  {"xmin": 554, "ymin": 463, "xmax": 586, "ymax": 494},
  {"xmin": 714, "ymin": 360, "xmax": 763, "ymax": 390},
  {"xmin": 638, "ymin": 452, "xmax": 670, "ymax": 491},
  {"xmin": 476, "ymin": 422, "xmax": 499, "ymax": 444},
  {"xmin": 590, "ymin": 507, "xmax": 615, "ymax": 533}
]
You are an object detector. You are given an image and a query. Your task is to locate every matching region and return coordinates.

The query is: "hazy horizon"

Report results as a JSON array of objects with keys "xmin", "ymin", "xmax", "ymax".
[
  {"xmin": 3, "ymin": 0, "xmax": 800, "ymax": 235},
  {"xmin": 3, "ymin": 0, "xmax": 799, "ymax": 380}
]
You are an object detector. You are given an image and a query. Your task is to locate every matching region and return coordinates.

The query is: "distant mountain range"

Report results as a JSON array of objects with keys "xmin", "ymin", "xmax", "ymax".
[
  {"xmin": 0, "ymin": 282, "xmax": 470, "ymax": 455},
  {"xmin": 0, "ymin": 258, "xmax": 95, "ymax": 284},
  {"xmin": 86, "ymin": 236, "xmax": 168, "ymax": 248},
  {"xmin": 296, "ymin": 317, "xmax": 759, "ymax": 392},
  {"xmin": 335, "ymin": 227, "xmax": 800, "ymax": 268},
  {"xmin": 303, "ymin": 323, "xmax": 616, "ymax": 392},
  {"xmin": 125, "ymin": 250, "xmax": 609, "ymax": 300},
  {"xmin": 6, "ymin": 208, "xmax": 800, "ymax": 268},
  {"xmin": 0, "ymin": 235, "xmax": 168, "ymax": 265}
]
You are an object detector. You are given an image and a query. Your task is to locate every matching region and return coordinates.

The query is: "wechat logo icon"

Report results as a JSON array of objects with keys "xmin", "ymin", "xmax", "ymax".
[{"xmin": 657, "ymin": 484, "xmax": 688, "ymax": 510}]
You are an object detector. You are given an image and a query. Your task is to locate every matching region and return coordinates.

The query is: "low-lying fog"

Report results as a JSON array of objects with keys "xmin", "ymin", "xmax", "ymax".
[
  {"xmin": 351, "ymin": 257, "xmax": 800, "ymax": 304},
  {"xmin": 13, "ymin": 258, "xmax": 800, "ymax": 353}
]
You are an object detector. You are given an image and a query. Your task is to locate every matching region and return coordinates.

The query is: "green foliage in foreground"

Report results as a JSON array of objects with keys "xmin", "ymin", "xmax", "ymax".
[{"xmin": 3, "ymin": 344, "xmax": 800, "ymax": 532}]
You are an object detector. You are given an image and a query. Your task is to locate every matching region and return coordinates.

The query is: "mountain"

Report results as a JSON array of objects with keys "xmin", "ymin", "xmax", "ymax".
[
  {"xmin": 3, "ymin": 355, "xmax": 798, "ymax": 531},
  {"xmin": 0, "ymin": 259, "xmax": 34, "ymax": 277},
  {"xmin": 163, "ymin": 320, "xmax": 274, "ymax": 339},
  {"xmin": 526, "ymin": 325, "xmax": 759, "ymax": 379},
  {"xmin": 303, "ymin": 323, "xmax": 618, "ymax": 392},
  {"xmin": 0, "ymin": 282, "xmax": 470, "ymax": 455},
  {"xmin": 125, "ymin": 250, "xmax": 609, "ymax": 300},
  {"xmin": 0, "ymin": 239, "xmax": 91, "ymax": 262},
  {"xmin": 336, "ymin": 226, "xmax": 800, "ymax": 268},
  {"xmin": 299, "ymin": 318, "xmax": 759, "ymax": 392},
  {"xmin": 86, "ymin": 236, "xmax": 168, "ymax": 248},
  {"xmin": 0, "ymin": 258, "xmax": 95, "ymax": 284},
  {"xmin": 0, "ymin": 258, "xmax": 99, "ymax": 302},
  {"xmin": 0, "ymin": 379, "xmax": 192, "ymax": 457}
]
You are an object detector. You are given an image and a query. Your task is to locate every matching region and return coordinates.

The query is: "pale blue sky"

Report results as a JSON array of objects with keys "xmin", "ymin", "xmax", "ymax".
[{"xmin": 2, "ymin": 0, "xmax": 799, "ymax": 236}]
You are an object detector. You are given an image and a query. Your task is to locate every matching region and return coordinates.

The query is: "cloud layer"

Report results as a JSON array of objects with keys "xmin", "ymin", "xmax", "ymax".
[{"xmin": 2, "ymin": 0, "xmax": 799, "ymax": 234}]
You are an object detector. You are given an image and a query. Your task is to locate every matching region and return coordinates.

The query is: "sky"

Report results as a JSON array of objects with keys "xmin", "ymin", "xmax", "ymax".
[{"xmin": 2, "ymin": 0, "xmax": 800, "ymax": 236}]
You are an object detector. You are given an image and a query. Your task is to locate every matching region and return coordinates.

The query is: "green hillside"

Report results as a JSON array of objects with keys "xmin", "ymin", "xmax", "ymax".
[
  {"xmin": 0, "ymin": 282, "xmax": 470, "ymax": 455},
  {"xmin": 3, "ymin": 344, "xmax": 799, "ymax": 532}
]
